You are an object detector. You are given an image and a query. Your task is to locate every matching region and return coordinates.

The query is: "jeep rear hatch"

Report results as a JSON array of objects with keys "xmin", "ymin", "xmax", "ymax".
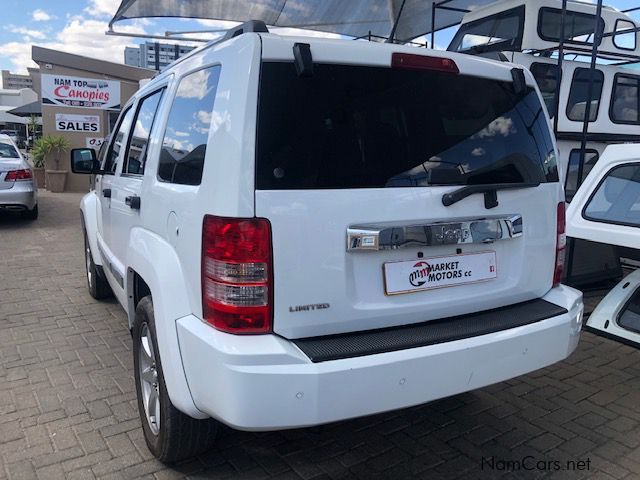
[{"xmin": 254, "ymin": 52, "xmax": 561, "ymax": 339}]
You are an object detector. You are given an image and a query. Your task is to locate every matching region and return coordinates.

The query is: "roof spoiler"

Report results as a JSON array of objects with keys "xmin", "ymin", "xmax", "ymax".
[{"xmin": 222, "ymin": 20, "xmax": 269, "ymax": 41}]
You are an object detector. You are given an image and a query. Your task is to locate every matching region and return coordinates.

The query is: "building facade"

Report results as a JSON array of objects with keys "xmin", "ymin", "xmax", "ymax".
[
  {"xmin": 1, "ymin": 70, "xmax": 36, "ymax": 90},
  {"xmin": 124, "ymin": 42, "xmax": 196, "ymax": 71},
  {"xmin": 32, "ymin": 46, "xmax": 155, "ymax": 192}
]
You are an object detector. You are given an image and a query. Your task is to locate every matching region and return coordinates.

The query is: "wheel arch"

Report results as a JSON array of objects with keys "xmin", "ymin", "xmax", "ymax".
[
  {"xmin": 80, "ymin": 192, "xmax": 102, "ymax": 267},
  {"xmin": 127, "ymin": 226, "xmax": 206, "ymax": 419}
]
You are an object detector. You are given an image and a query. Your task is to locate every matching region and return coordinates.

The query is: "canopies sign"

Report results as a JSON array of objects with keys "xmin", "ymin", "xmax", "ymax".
[{"xmin": 42, "ymin": 74, "xmax": 120, "ymax": 110}]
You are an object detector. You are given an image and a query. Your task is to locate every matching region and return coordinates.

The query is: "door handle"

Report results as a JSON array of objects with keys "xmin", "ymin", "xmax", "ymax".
[
  {"xmin": 102, "ymin": 188, "xmax": 111, "ymax": 198},
  {"xmin": 125, "ymin": 195, "xmax": 141, "ymax": 210}
]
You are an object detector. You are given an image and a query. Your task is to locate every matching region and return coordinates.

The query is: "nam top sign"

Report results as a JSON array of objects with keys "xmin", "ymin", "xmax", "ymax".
[{"xmin": 42, "ymin": 74, "xmax": 121, "ymax": 110}]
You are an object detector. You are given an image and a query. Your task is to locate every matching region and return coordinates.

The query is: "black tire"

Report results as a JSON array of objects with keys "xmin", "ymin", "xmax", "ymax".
[
  {"xmin": 83, "ymin": 230, "xmax": 113, "ymax": 299},
  {"xmin": 132, "ymin": 296, "xmax": 218, "ymax": 463},
  {"xmin": 21, "ymin": 205, "xmax": 38, "ymax": 220}
]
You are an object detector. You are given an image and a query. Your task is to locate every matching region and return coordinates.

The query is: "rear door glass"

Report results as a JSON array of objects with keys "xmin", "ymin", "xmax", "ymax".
[
  {"xmin": 256, "ymin": 63, "xmax": 558, "ymax": 190},
  {"xmin": 103, "ymin": 107, "xmax": 135, "ymax": 174}
]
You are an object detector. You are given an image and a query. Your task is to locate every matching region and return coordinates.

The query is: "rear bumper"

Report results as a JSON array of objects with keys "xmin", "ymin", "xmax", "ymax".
[
  {"xmin": 177, "ymin": 285, "xmax": 583, "ymax": 430},
  {"xmin": 0, "ymin": 182, "xmax": 37, "ymax": 211}
]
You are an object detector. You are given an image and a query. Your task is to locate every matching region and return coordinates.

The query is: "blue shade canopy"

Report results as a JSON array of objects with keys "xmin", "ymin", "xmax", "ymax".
[{"xmin": 110, "ymin": 0, "xmax": 498, "ymax": 42}]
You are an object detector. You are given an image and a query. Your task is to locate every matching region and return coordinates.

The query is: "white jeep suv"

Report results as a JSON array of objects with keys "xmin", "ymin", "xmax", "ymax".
[{"xmin": 72, "ymin": 22, "xmax": 584, "ymax": 463}]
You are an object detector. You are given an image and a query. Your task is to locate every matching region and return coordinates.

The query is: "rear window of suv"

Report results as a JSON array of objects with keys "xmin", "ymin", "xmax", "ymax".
[{"xmin": 256, "ymin": 62, "xmax": 558, "ymax": 190}]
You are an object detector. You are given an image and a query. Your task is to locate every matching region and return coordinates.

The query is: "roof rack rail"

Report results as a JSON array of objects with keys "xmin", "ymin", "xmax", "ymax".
[{"xmin": 222, "ymin": 20, "xmax": 269, "ymax": 41}]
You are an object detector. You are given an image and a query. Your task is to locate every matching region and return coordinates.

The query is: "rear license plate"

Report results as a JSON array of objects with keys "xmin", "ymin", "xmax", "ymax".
[{"xmin": 383, "ymin": 252, "xmax": 497, "ymax": 295}]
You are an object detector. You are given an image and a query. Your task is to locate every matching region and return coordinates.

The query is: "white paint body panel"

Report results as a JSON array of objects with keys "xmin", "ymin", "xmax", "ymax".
[
  {"xmin": 586, "ymin": 269, "xmax": 640, "ymax": 344},
  {"xmin": 177, "ymin": 285, "xmax": 583, "ymax": 430}
]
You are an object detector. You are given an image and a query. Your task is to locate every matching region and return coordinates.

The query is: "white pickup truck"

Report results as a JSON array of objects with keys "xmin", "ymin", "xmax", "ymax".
[{"xmin": 71, "ymin": 21, "xmax": 583, "ymax": 463}]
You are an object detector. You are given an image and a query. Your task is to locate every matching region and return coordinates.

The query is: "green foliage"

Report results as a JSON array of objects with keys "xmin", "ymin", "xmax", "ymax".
[
  {"xmin": 38, "ymin": 134, "xmax": 71, "ymax": 170},
  {"xmin": 31, "ymin": 137, "xmax": 46, "ymax": 169}
]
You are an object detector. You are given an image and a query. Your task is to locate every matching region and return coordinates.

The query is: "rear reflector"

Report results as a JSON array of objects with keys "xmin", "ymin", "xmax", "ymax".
[
  {"xmin": 4, "ymin": 169, "xmax": 32, "ymax": 181},
  {"xmin": 202, "ymin": 216, "xmax": 272, "ymax": 334},
  {"xmin": 391, "ymin": 53, "xmax": 459, "ymax": 74},
  {"xmin": 553, "ymin": 202, "xmax": 566, "ymax": 287}
]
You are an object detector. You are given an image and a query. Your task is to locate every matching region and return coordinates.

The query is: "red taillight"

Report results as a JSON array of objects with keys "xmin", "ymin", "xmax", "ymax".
[
  {"xmin": 201, "ymin": 215, "xmax": 272, "ymax": 334},
  {"xmin": 553, "ymin": 202, "xmax": 566, "ymax": 287},
  {"xmin": 4, "ymin": 169, "xmax": 32, "ymax": 181},
  {"xmin": 391, "ymin": 52, "xmax": 459, "ymax": 74}
]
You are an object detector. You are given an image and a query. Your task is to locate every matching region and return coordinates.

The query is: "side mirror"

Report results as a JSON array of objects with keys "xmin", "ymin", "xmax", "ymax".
[{"xmin": 70, "ymin": 148, "xmax": 100, "ymax": 174}]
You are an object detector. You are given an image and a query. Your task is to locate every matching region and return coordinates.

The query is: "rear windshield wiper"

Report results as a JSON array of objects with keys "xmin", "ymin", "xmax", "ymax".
[{"xmin": 442, "ymin": 182, "xmax": 540, "ymax": 209}]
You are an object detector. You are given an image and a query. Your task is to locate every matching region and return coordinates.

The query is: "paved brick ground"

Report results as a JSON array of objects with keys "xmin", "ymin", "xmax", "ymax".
[{"xmin": 1, "ymin": 191, "xmax": 640, "ymax": 480}]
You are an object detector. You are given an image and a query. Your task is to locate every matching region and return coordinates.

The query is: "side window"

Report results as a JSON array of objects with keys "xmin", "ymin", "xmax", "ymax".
[
  {"xmin": 158, "ymin": 66, "xmax": 221, "ymax": 185},
  {"xmin": 123, "ymin": 89, "xmax": 165, "ymax": 175},
  {"xmin": 565, "ymin": 149, "xmax": 598, "ymax": 202},
  {"xmin": 538, "ymin": 8, "xmax": 604, "ymax": 44},
  {"xmin": 530, "ymin": 62, "xmax": 560, "ymax": 117},
  {"xmin": 610, "ymin": 74, "xmax": 640, "ymax": 125},
  {"xmin": 103, "ymin": 107, "xmax": 135, "ymax": 174},
  {"xmin": 614, "ymin": 19, "xmax": 637, "ymax": 51},
  {"xmin": 566, "ymin": 68, "xmax": 604, "ymax": 122},
  {"xmin": 584, "ymin": 163, "xmax": 640, "ymax": 227}
]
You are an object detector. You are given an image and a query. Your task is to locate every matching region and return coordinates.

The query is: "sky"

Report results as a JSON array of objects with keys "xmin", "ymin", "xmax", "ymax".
[{"xmin": 0, "ymin": 0, "xmax": 639, "ymax": 80}]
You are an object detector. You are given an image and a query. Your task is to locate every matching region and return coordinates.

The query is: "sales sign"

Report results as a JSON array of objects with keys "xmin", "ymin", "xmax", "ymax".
[
  {"xmin": 42, "ymin": 74, "xmax": 120, "ymax": 109},
  {"xmin": 55, "ymin": 114, "xmax": 100, "ymax": 133}
]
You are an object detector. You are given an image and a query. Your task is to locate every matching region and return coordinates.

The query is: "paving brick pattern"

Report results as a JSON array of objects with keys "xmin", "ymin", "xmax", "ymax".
[{"xmin": 1, "ymin": 191, "xmax": 640, "ymax": 479}]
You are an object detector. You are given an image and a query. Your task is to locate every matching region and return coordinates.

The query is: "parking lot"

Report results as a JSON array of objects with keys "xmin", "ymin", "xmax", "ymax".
[{"xmin": 0, "ymin": 191, "xmax": 638, "ymax": 480}]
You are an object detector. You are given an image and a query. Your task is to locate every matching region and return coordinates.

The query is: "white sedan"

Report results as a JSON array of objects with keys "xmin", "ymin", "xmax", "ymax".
[{"xmin": 0, "ymin": 134, "xmax": 38, "ymax": 220}]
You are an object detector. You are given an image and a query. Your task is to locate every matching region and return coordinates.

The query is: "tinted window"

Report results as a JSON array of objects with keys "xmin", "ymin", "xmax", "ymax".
[
  {"xmin": 565, "ymin": 149, "xmax": 598, "ymax": 202},
  {"xmin": 584, "ymin": 164, "xmax": 640, "ymax": 227},
  {"xmin": 448, "ymin": 6, "xmax": 524, "ymax": 53},
  {"xmin": 256, "ymin": 63, "xmax": 558, "ymax": 190},
  {"xmin": 158, "ymin": 66, "xmax": 221, "ymax": 185},
  {"xmin": 539, "ymin": 8, "xmax": 604, "ymax": 44},
  {"xmin": 124, "ymin": 89, "xmax": 164, "ymax": 175},
  {"xmin": 530, "ymin": 63, "xmax": 560, "ymax": 117},
  {"xmin": 567, "ymin": 68, "xmax": 604, "ymax": 122},
  {"xmin": 611, "ymin": 74, "xmax": 640, "ymax": 124},
  {"xmin": 0, "ymin": 142, "xmax": 19, "ymax": 158},
  {"xmin": 614, "ymin": 19, "xmax": 637, "ymax": 50},
  {"xmin": 103, "ymin": 107, "xmax": 134, "ymax": 174}
]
